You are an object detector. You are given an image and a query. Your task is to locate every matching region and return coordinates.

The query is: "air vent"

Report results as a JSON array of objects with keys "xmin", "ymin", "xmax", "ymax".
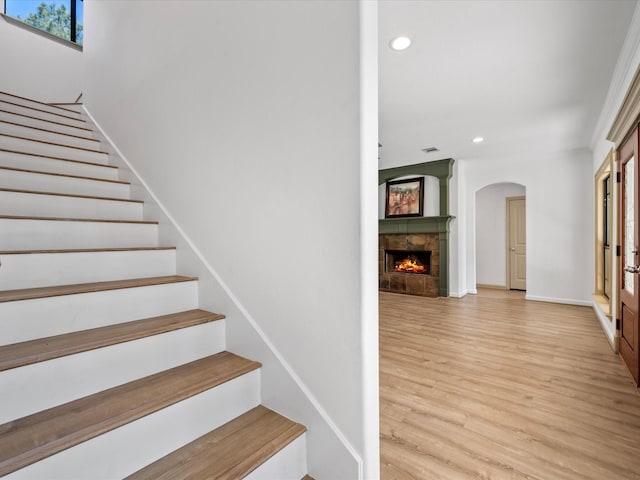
[{"xmin": 422, "ymin": 147, "xmax": 439, "ymax": 153}]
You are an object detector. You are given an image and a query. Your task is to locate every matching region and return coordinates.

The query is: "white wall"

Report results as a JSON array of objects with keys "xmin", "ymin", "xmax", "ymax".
[
  {"xmin": 454, "ymin": 148, "xmax": 593, "ymax": 305},
  {"xmin": 83, "ymin": 1, "xmax": 373, "ymax": 478},
  {"xmin": 359, "ymin": 2, "xmax": 380, "ymax": 477},
  {"xmin": 448, "ymin": 160, "xmax": 463, "ymax": 296},
  {"xmin": 0, "ymin": 16, "xmax": 82, "ymax": 101},
  {"xmin": 476, "ymin": 183, "xmax": 526, "ymax": 287}
]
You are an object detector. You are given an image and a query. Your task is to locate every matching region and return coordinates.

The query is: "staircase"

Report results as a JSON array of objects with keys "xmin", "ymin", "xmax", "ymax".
[{"xmin": 0, "ymin": 91, "xmax": 311, "ymax": 479}]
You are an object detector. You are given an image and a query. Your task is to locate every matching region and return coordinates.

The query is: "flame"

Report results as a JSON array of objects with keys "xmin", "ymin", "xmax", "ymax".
[{"xmin": 394, "ymin": 257, "xmax": 426, "ymax": 274}]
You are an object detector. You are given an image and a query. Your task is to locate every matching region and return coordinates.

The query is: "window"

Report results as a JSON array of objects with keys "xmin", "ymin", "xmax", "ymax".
[
  {"xmin": 603, "ymin": 175, "xmax": 611, "ymax": 299},
  {"xmin": 604, "ymin": 175, "xmax": 611, "ymax": 248},
  {"xmin": 3, "ymin": 0, "xmax": 83, "ymax": 45},
  {"xmin": 595, "ymin": 150, "xmax": 615, "ymax": 316}
]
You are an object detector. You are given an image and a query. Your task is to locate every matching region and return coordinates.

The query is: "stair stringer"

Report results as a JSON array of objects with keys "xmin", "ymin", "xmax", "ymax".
[{"xmin": 83, "ymin": 107, "xmax": 362, "ymax": 480}]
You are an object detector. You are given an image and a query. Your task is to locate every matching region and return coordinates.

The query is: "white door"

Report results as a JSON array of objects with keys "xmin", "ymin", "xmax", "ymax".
[
  {"xmin": 619, "ymin": 129, "xmax": 639, "ymax": 385},
  {"xmin": 507, "ymin": 197, "xmax": 526, "ymax": 290}
]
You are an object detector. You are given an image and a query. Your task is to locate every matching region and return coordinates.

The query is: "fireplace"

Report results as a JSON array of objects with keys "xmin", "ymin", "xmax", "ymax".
[
  {"xmin": 379, "ymin": 158, "xmax": 455, "ymax": 297},
  {"xmin": 385, "ymin": 250, "xmax": 431, "ymax": 275},
  {"xmin": 379, "ymin": 232, "xmax": 441, "ymax": 297}
]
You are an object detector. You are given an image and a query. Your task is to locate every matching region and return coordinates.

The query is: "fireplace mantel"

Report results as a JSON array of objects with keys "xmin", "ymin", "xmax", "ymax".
[{"xmin": 379, "ymin": 215, "xmax": 454, "ymax": 235}]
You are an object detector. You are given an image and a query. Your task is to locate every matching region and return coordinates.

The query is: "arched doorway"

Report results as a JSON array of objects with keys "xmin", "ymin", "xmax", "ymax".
[{"xmin": 475, "ymin": 182, "xmax": 526, "ymax": 290}]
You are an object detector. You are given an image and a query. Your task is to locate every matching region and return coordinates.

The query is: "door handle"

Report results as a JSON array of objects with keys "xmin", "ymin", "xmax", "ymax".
[
  {"xmin": 624, "ymin": 265, "xmax": 640, "ymax": 274},
  {"xmin": 510, "ymin": 248, "xmax": 516, "ymax": 251}
]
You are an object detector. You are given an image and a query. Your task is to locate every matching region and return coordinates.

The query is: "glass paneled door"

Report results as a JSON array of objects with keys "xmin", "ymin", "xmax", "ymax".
[{"xmin": 620, "ymin": 128, "xmax": 640, "ymax": 385}]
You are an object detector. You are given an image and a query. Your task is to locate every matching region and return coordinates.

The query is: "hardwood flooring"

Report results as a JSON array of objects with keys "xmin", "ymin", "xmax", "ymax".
[{"xmin": 380, "ymin": 289, "xmax": 640, "ymax": 480}]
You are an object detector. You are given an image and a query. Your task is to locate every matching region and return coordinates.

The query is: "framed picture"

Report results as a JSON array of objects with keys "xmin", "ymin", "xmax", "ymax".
[{"xmin": 385, "ymin": 177, "xmax": 424, "ymax": 218}]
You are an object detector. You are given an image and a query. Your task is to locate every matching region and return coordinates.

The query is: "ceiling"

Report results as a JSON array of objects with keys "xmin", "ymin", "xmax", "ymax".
[{"xmin": 378, "ymin": 0, "xmax": 637, "ymax": 169}]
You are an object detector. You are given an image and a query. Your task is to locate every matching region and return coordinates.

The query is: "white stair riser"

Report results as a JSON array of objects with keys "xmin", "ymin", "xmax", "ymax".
[
  {"xmin": 0, "ymin": 150, "xmax": 119, "ymax": 180},
  {"xmin": 0, "ymin": 281, "xmax": 198, "ymax": 344},
  {"xmin": 0, "ymin": 101, "xmax": 86, "ymax": 126},
  {"xmin": 244, "ymin": 434, "xmax": 308, "ymax": 480},
  {"xmin": 0, "ymin": 190, "xmax": 142, "ymax": 221},
  {"xmin": 0, "ymin": 321, "xmax": 226, "ymax": 423},
  {"xmin": 0, "ymin": 135, "xmax": 107, "ymax": 164},
  {"xmin": 0, "ymin": 249, "xmax": 175, "ymax": 290},
  {"xmin": 0, "ymin": 122, "xmax": 100, "ymax": 151},
  {"xmin": 0, "ymin": 110, "xmax": 94, "ymax": 138},
  {"xmin": 4, "ymin": 370, "xmax": 261, "ymax": 480},
  {"xmin": 0, "ymin": 218, "xmax": 157, "ymax": 250},
  {"xmin": 0, "ymin": 168, "xmax": 129, "ymax": 198},
  {"xmin": 0, "ymin": 93, "xmax": 83, "ymax": 118}
]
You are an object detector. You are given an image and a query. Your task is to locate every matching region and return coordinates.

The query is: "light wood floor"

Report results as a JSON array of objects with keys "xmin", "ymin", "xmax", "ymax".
[{"xmin": 380, "ymin": 289, "xmax": 640, "ymax": 480}]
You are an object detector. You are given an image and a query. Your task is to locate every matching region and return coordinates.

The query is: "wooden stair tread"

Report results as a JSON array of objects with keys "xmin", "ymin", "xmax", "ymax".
[
  {"xmin": 0, "ymin": 215, "xmax": 156, "ymax": 224},
  {"xmin": 0, "ymin": 91, "xmax": 82, "ymax": 116},
  {"xmin": 0, "ymin": 109, "xmax": 93, "ymax": 132},
  {"xmin": 0, "ymin": 309, "xmax": 225, "ymax": 371},
  {"xmin": 0, "ymin": 120, "xmax": 98, "ymax": 143},
  {"xmin": 0, "ymin": 247, "xmax": 176, "ymax": 255},
  {"xmin": 0, "ymin": 187, "xmax": 142, "ymax": 203},
  {"xmin": 126, "ymin": 405, "xmax": 306, "ymax": 480},
  {"xmin": 0, "ymin": 275, "xmax": 196, "ymax": 303},
  {"xmin": 0, "ymin": 148, "xmax": 117, "ymax": 169},
  {"xmin": 0, "ymin": 100, "xmax": 86, "ymax": 123},
  {"xmin": 48, "ymin": 102, "xmax": 83, "ymax": 106},
  {"xmin": 0, "ymin": 165, "xmax": 127, "ymax": 184},
  {"xmin": 0, "ymin": 352, "xmax": 261, "ymax": 477},
  {"xmin": 0, "ymin": 133, "xmax": 106, "ymax": 155}
]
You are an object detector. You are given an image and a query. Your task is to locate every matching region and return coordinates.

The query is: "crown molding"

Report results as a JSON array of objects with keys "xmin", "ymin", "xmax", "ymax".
[{"xmin": 607, "ymin": 62, "xmax": 640, "ymax": 145}]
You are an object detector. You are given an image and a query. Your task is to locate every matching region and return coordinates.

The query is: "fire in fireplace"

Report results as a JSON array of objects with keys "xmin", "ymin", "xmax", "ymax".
[
  {"xmin": 385, "ymin": 250, "xmax": 431, "ymax": 275},
  {"xmin": 395, "ymin": 256, "xmax": 427, "ymax": 274}
]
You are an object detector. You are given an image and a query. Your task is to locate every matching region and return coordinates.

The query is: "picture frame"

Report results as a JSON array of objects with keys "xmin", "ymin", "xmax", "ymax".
[{"xmin": 385, "ymin": 177, "xmax": 424, "ymax": 218}]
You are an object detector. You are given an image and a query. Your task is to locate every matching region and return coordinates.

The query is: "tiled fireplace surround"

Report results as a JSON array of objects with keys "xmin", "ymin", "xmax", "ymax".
[
  {"xmin": 379, "ymin": 159, "xmax": 454, "ymax": 297},
  {"xmin": 379, "ymin": 232, "xmax": 440, "ymax": 296}
]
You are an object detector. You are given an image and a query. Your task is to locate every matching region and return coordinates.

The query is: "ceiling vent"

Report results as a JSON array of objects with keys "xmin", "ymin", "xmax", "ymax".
[{"xmin": 422, "ymin": 147, "xmax": 439, "ymax": 153}]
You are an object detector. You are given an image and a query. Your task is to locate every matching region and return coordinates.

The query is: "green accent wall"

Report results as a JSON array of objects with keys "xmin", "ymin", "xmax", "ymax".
[
  {"xmin": 379, "ymin": 159, "xmax": 455, "ymax": 296},
  {"xmin": 378, "ymin": 158, "xmax": 454, "ymax": 216}
]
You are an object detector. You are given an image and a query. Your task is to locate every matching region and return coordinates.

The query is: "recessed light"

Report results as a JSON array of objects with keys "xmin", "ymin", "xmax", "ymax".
[
  {"xmin": 390, "ymin": 36, "xmax": 411, "ymax": 51},
  {"xmin": 472, "ymin": 137, "xmax": 484, "ymax": 143}
]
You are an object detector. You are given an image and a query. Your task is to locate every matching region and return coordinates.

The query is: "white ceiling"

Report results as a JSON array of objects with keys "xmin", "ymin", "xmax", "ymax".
[{"xmin": 378, "ymin": 0, "xmax": 637, "ymax": 169}]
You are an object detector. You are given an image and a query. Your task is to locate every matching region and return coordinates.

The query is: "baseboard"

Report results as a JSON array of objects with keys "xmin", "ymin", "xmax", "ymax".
[
  {"xmin": 525, "ymin": 294, "xmax": 592, "ymax": 307},
  {"xmin": 449, "ymin": 290, "xmax": 468, "ymax": 298},
  {"xmin": 476, "ymin": 283, "xmax": 507, "ymax": 290},
  {"xmin": 592, "ymin": 301, "xmax": 619, "ymax": 353}
]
